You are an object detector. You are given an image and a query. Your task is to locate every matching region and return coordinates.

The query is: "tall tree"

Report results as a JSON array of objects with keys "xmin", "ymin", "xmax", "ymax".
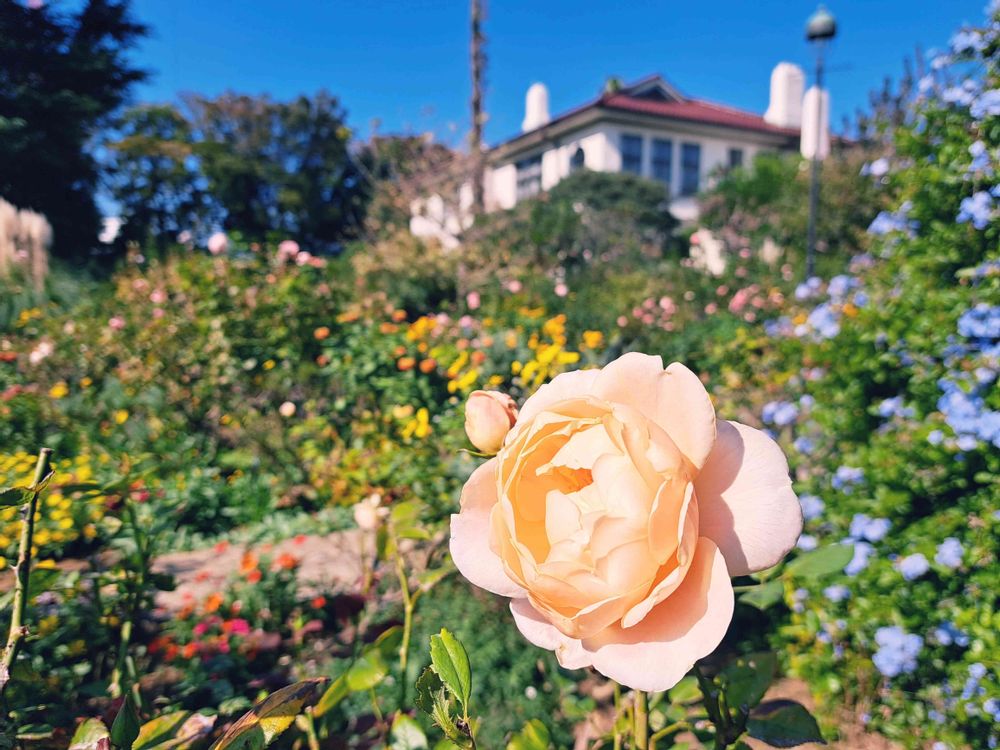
[
  {"xmin": 105, "ymin": 104, "xmax": 213, "ymax": 254},
  {"xmin": 186, "ymin": 91, "xmax": 368, "ymax": 248},
  {"xmin": 0, "ymin": 0, "xmax": 147, "ymax": 262}
]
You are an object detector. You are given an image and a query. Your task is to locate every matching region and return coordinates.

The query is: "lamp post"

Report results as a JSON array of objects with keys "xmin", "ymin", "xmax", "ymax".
[{"xmin": 805, "ymin": 4, "xmax": 836, "ymax": 280}]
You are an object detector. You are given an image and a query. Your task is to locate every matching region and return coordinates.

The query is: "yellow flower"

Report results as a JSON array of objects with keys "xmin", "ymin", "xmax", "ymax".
[
  {"xmin": 80, "ymin": 377, "xmax": 92, "ymax": 388},
  {"xmin": 114, "ymin": 409, "xmax": 129, "ymax": 425},
  {"xmin": 49, "ymin": 382, "xmax": 69, "ymax": 399},
  {"xmin": 263, "ymin": 359, "xmax": 276, "ymax": 370},
  {"xmin": 582, "ymin": 330, "xmax": 604, "ymax": 349}
]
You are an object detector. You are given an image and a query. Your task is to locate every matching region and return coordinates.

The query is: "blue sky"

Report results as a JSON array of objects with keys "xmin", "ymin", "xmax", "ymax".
[{"xmin": 130, "ymin": 0, "xmax": 986, "ymax": 146}]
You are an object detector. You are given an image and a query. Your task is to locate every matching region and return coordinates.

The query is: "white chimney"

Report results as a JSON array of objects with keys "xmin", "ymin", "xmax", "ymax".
[
  {"xmin": 800, "ymin": 85, "xmax": 830, "ymax": 160},
  {"xmin": 522, "ymin": 82, "xmax": 550, "ymax": 132},
  {"xmin": 764, "ymin": 62, "xmax": 805, "ymax": 128}
]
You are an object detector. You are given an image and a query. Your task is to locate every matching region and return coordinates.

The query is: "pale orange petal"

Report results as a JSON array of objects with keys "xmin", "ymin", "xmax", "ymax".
[
  {"xmin": 695, "ymin": 420, "xmax": 802, "ymax": 576},
  {"xmin": 450, "ymin": 459, "xmax": 525, "ymax": 597}
]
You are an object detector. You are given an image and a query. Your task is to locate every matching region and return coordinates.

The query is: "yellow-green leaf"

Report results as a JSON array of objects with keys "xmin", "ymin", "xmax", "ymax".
[{"xmin": 210, "ymin": 679, "xmax": 329, "ymax": 750}]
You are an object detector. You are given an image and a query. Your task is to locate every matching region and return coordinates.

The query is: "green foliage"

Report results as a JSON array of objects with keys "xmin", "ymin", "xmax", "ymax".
[{"xmin": 0, "ymin": 0, "xmax": 147, "ymax": 262}]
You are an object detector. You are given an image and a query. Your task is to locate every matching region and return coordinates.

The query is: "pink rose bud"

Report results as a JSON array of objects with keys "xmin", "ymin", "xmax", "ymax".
[
  {"xmin": 353, "ymin": 493, "xmax": 387, "ymax": 531},
  {"xmin": 464, "ymin": 390, "xmax": 518, "ymax": 454},
  {"xmin": 207, "ymin": 232, "xmax": 229, "ymax": 255}
]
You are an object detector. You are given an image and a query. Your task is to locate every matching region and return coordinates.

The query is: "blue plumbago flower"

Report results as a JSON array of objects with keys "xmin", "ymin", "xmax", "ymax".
[
  {"xmin": 957, "ymin": 191, "xmax": 994, "ymax": 229},
  {"xmin": 860, "ymin": 157, "xmax": 890, "ymax": 178},
  {"xmin": 797, "ymin": 534, "xmax": 818, "ymax": 551},
  {"xmin": 872, "ymin": 626, "xmax": 923, "ymax": 678},
  {"xmin": 849, "ymin": 513, "xmax": 891, "ymax": 542},
  {"xmin": 932, "ymin": 743, "xmax": 949, "ymax": 750},
  {"xmin": 970, "ymin": 663, "xmax": 988, "ymax": 680},
  {"xmin": 762, "ymin": 400, "xmax": 799, "ymax": 427},
  {"xmin": 802, "ymin": 303, "xmax": 840, "ymax": 340},
  {"xmin": 827, "ymin": 274, "xmax": 859, "ymax": 300},
  {"xmin": 899, "ymin": 552, "xmax": 930, "ymax": 580},
  {"xmin": 938, "ymin": 375, "xmax": 1000, "ymax": 449},
  {"xmin": 853, "ymin": 290, "xmax": 870, "ymax": 307},
  {"xmin": 952, "ymin": 28, "xmax": 986, "ymax": 53},
  {"xmin": 958, "ymin": 303, "xmax": 1000, "ymax": 339},
  {"xmin": 877, "ymin": 395, "xmax": 916, "ymax": 419},
  {"xmin": 919, "ymin": 74, "xmax": 936, "ymax": 95},
  {"xmin": 935, "ymin": 537, "xmax": 965, "ymax": 569},
  {"xmin": 972, "ymin": 88, "xmax": 1000, "ymax": 119},
  {"xmin": 799, "ymin": 493, "xmax": 825, "ymax": 521},
  {"xmin": 868, "ymin": 203, "xmax": 918, "ymax": 236},
  {"xmin": 793, "ymin": 435, "xmax": 815, "ymax": 454},
  {"xmin": 764, "ymin": 315, "xmax": 794, "ymax": 338},
  {"xmin": 824, "ymin": 584, "xmax": 850, "ymax": 602},
  {"xmin": 845, "ymin": 541, "xmax": 874, "ymax": 575},
  {"xmin": 930, "ymin": 51, "xmax": 952, "ymax": 70},
  {"xmin": 799, "ymin": 394, "xmax": 816, "ymax": 409},
  {"xmin": 928, "ymin": 709, "xmax": 946, "ymax": 723},
  {"xmin": 932, "ymin": 621, "xmax": 970, "ymax": 647},
  {"xmin": 967, "ymin": 140, "xmax": 993, "ymax": 175},
  {"xmin": 833, "ymin": 466, "xmax": 865, "ymax": 492},
  {"xmin": 928, "ymin": 429, "xmax": 945, "ymax": 445},
  {"xmin": 794, "ymin": 276, "xmax": 823, "ymax": 300},
  {"xmin": 944, "ymin": 79, "xmax": 981, "ymax": 107}
]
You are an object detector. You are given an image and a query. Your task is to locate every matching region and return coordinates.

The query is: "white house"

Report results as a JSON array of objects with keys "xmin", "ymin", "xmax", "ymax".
[{"xmin": 412, "ymin": 62, "xmax": 827, "ymax": 244}]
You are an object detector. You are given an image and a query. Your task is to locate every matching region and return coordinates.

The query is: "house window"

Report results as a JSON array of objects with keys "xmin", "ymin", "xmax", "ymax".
[
  {"xmin": 680, "ymin": 143, "xmax": 701, "ymax": 196},
  {"xmin": 652, "ymin": 138, "xmax": 673, "ymax": 190},
  {"xmin": 728, "ymin": 148, "xmax": 744, "ymax": 169},
  {"xmin": 620, "ymin": 134, "xmax": 643, "ymax": 175},
  {"xmin": 516, "ymin": 154, "xmax": 543, "ymax": 200},
  {"xmin": 570, "ymin": 146, "xmax": 586, "ymax": 172}
]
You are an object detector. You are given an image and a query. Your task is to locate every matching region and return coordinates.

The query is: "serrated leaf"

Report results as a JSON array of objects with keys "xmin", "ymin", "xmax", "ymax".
[
  {"xmin": 720, "ymin": 652, "xmax": 777, "ymax": 711},
  {"xmin": 0, "ymin": 486, "xmax": 30, "ymax": 508},
  {"xmin": 110, "ymin": 694, "xmax": 141, "ymax": 750},
  {"xmin": 506, "ymin": 719, "xmax": 551, "ymax": 750},
  {"xmin": 32, "ymin": 471, "xmax": 54, "ymax": 492},
  {"xmin": 210, "ymin": 678, "xmax": 329, "ymax": 750},
  {"xmin": 70, "ymin": 719, "xmax": 110, "ymax": 750},
  {"xmin": 429, "ymin": 629, "xmax": 471, "ymax": 708},
  {"xmin": 784, "ymin": 545, "xmax": 855, "ymax": 580},
  {"xmin": 739, "ymin": 580, "xmax": 784, "ymax": 610},
  {"xmin": 391, "ymin": 714, "xmax": 428, "ymax": 749},
  {"xmin": 415, "ymin": 667, "xmax": 445, "ymax": 717},
  {"xmin": 746, "ymin": 700, "xmax": 825, "ymax": 748},
  {"xmin": 312, "ymin": 675, "xmax": 348, "ymax": 718}
]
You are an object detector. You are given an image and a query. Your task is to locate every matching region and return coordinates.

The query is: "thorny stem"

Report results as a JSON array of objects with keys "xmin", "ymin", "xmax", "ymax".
[
  {"xmin": 633, "ymin": 690, "xmax": 649, "ymax": 749},
  {"xmin": 612, "ymin": 682, "xmax": 623, "ymax": 750},
  {"xmin": 395, "ymin": 551, "xmax": 415, "ymax": 707},
  {"xmin": 0, "ymin": 448, "xmax": 53, "ymax": 700}
]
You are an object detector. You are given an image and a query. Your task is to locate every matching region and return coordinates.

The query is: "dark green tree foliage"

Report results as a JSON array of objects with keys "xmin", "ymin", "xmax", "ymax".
[
  {"xmin": 185, "ymin": 91, "xmax": 370, "ymax": 248},
  {"xmin": 0, "ymin": 0, "xmax": 147, "ymax": 262},
  {"xmin": 105, "ymin": 104, "xmax": 212, "ymax": 254}
]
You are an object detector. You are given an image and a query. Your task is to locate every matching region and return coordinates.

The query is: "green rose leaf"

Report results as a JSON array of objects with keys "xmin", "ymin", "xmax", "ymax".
[
  {"xmin": 0, "ymin": 486, "xmax": 30, "ymax": 508},
  {"xmin": 783, "ymin": 544, "xmax": 855, "ymax": 580},
  {"xmin": 506, "ymin": 719, "xmax": 552, "ymax": 750},
  {"xmin": 746, "ymin": 700, "xmax": 825, "ymax": 747},
  {"xmin": 212, "ymin": 679, "xmax": 329, "ymax": 750},
  {"xmin": 110, "ymin": 694, "xmax": 141, "ymax": 750},
  {"xmin": 390, "ymin": 714, "xmax": 429, "ymax": 750},
  {"xmin": 346, "ymin": 648, "xmax": 389, "ymax": 692},
  {"xmin": 429, "ymin": 629, "xmax": 472, "ymax": 709},
  {"xmin": 739, "ymin": 580, "xmax": 784, "ymax": 609},
  {"xmin": 312, "ymin": 675, "xmax": 349, "ymax": 718},
  {"xmin": 720, "ymin": 652, "xmax": 777, "ymax": 710}
]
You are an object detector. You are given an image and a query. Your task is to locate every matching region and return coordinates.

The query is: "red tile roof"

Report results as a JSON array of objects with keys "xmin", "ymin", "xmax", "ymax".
[{"xmin": 601, "ymin": 93, "xmax": 800, "ymax": 137}]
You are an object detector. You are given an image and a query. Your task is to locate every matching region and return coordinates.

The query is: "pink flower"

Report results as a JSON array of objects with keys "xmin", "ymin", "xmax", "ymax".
[
  {"xmin": 228, "ymin": 618, "xmax": 251, "ymax": 635},
  {"xmin": 506, "ymin": 280, "xmax": 523, "ymax": 293},
  {"xmin": 617, "ymin": 316, "xmax": 628, "ymax": 327},
  {"xmin": 467, "ymin": 291, "xmax": 481, "ymax": 310},
  {"xmin": 108, "ymin": 316, "xmax": 125, "ymax": 331},
  {"xmin": 450, "ymin": 353, "xmax": 801, "ymax": 691},
  {"xmin": 207, "ymin": 232, "xmax": 229, "ymax": 256},
  {"xmin": 704, "ymin": 303, "xmax": 718, "ymax": 315},
  {"xmin": 279, "ymin": 401, "xmax": 296, "ymax": 418},
  {"xmin": 554, "ymin": 283, "xmax": 569, "ymax": 297},
  {"xmin": 277, "ymin": 240, "xmax": 300, "ymax": 262},
  {"xmin": 150, "ymin": 289, "xmax": 167, "ymax": 305},
  {"xmin": 464, "ymin": 390, "xmax": 518, "ymax": 454}
]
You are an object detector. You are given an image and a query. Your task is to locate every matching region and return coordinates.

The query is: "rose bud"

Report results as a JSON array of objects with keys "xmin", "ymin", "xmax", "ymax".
[
  {"xmin": 353, "ymin": 493, "xmax": 388, "ymax": 531},
  {"xmin": 464, "ymin": 390, "xmax": 518, "ymax": 454}
]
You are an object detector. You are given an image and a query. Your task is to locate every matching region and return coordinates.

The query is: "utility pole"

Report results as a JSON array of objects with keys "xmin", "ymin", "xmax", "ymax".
[{"xmin": 470, "ymin": 0, "xmax": 486, "ymax": 215}]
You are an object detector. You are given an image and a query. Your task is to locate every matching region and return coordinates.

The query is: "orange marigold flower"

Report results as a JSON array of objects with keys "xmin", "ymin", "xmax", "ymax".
[
  {"xmin": 274, "ymin": 552, "xmax": 298, "ymax": 570},
  {"xmin": 311, "ymin": 596, "xmax": 327, "ymax": 609},
  {"xmin": 214, "ymin": 541, "xmax": 229, "ymax": 554},
  {"xmin": 391, "ymin": 309, "xmax": 407, "ymax": 322},
  {"xmin": 397, "ymin": 357, "xmax": 416, "ymax": 372},
  {"xmin": 181, "ymin": 643, "xmax": 198, "ymax": 659},
  {"xmin": 471, "ymin": 351, "xmax": 486, "ymax": 365},
  {"xmin": 239, "ymin": 552, "xmax": 258, "ymax": 574},
  {"xmin": 314, "ymin": 326, "xmax": 331, "ymax": 340},
  {"xmin": 419, "ymin": 358, "xmax": 437, "ymax": 374},
  {"xmin": 379, "ymin": 322, "xmax": 398, "ymax": 334},
  {"xmin": 246, "ymin": 569, "xmax": 262, "ymax": 584},
  {"xmin": 204, "ymin": 593, "xmax": 224, "ymax": 613}
]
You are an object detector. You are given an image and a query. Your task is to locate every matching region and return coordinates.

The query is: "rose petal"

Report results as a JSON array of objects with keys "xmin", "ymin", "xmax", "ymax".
[
  {"xmin": 655, "ymin": 362, "xmax": 717, "ymax": 471},
  {"xmin": 582, "ymin": 537, "xmax": 734, "ymax": 692},
  {"xmin": 517, "ymin": 369, "xmax": 601, "ymax": 424},
  {"xmin": 695, "ymin": 420, "xmax": 802, "ymax": 576},
  {"xmin": 509, "ymin": 537, "xmax": 734, "ymax": 692},
  {"xmin": 450, "ymin": 459, "xmax": 526, "ymax": 597}
]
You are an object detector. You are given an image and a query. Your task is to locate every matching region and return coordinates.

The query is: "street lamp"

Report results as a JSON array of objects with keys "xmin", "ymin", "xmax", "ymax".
[{"xmin": 805, "ymin": 4, "xmax": 836, "ymax": 280}]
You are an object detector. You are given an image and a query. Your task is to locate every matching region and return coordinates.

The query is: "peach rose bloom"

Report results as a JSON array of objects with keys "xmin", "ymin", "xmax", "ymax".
[
  {"xmin": 464, "ymin": 390, "xmax": 519, "ymax": 454},
  {"xmin": 450, "ymin": 353, "xmax": 801, "ymax": 691}
]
